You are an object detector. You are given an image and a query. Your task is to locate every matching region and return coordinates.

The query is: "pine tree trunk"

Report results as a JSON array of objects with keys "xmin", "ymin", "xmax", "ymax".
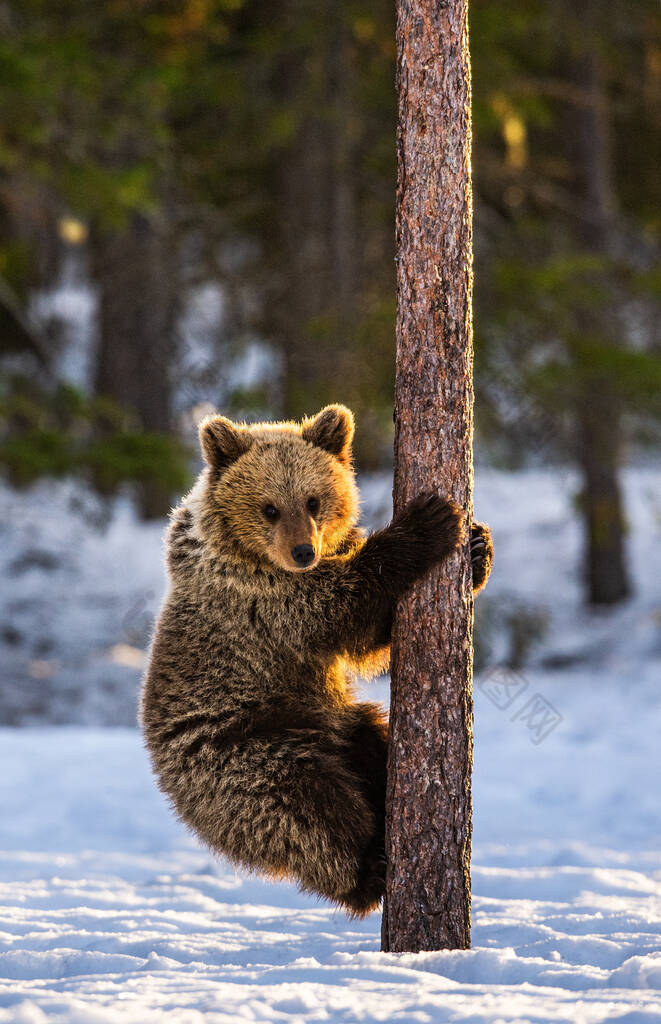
[
  {"xmin": 271, "ymin": 0, "xmax": 359, "ymax": 420},
  {"xmin": 381, "ymin": 0, "xmax": 474, "ymax": 953},
  {"xmin": 577, "ymin": 401, "xmax": 630, "ymax": 605},
  {"xmin": 570, "ymin": 0, "xmax": 630, "ymax": 605},
  {"xmin": 91, "ymin": 212, "xmax": 179, "ymax": 519}
]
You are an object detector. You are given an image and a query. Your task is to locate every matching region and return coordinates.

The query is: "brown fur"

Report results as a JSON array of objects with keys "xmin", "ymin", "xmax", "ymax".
[{"xmin": 140, "ymin": 405, "xmax": 493, "ymax": 915}]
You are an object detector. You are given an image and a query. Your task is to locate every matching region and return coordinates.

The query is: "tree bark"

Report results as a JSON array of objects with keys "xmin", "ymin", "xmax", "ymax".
[{"xmin": 382, "ymin": 0, "xmax": 474, "ymax": 953}]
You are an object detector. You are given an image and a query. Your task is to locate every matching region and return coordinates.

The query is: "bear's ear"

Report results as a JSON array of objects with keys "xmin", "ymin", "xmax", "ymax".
[
  {"xmin": 302, "ymin": 405, "xmax": 354, "ymax": 465},
  {"xmin": 199, "ymin": 415, "xmax": 252, "ymax": 471}
]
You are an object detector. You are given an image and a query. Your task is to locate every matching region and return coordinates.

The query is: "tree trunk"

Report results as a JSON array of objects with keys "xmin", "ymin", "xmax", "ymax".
[
  {"xmin": 570, "ymin": 1, "xmax": 631, "ymax": 605},
  {"xmin": 271, "ymin": 0, "xmax": 359, "ymax": 420},
  {"xmin": 381, "ymin": 0, "xmax": 474, "ymax": 953},
  {"xmin": 91, "ymin": 212, "xmax": 179, "ymax": 519},
  {"xmin": 577, "ymin": 401, "xmax": 630, "ymax": 605},
  {"xmin": 329, "ymin": 15, "xmax": 357, "ymax": 331}
]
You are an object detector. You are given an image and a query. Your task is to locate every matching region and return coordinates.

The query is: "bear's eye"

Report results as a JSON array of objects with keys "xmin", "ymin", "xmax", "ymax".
[
  {"xmin": 263, "ymin": 504, "xmax": 280, "ymax": 522},
  {"xmin": 307, "ymin": 496, "xmax": 320, "ymax": 516}
]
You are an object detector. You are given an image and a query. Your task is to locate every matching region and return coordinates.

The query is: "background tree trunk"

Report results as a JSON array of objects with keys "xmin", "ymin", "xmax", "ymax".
[
  {"xmin": 568, "ymin": 0, "xmax": 631, "ymax": 605},
  {"xmin": 381, "ymin": 0, "xmax": 474, "ymax": 953},
  {"xmin": 269, "ymin": 0, "xmax": 360, "ymax": 421},
  {"xmin": 91, "ymin": 212, "xmax": 179, "ymax": 519}
]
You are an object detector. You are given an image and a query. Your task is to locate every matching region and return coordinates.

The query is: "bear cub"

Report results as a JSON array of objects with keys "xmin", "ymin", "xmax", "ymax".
[{"xmin": 141, "ymin": 405, "xmax": 493, "ymax": 916}]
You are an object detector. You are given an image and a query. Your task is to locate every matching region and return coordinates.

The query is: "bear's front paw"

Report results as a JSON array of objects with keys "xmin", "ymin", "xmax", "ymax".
[
  {"xmin": 398, "ymin": 493, "xmax": 466, "ymax": 561},
  {"xmin": 471, "ymin": 522, "xmax": 493, "ymax": 593}
]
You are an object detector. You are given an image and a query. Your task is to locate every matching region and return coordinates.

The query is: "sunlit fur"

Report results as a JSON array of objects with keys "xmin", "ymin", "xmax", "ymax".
[
  {"xmin": 198, "ymin": 414, "xmax": 359, "ymax": 573},
  {"xmin": 140, "ymin": 405, "xmax": 493, "ymax": 915}
]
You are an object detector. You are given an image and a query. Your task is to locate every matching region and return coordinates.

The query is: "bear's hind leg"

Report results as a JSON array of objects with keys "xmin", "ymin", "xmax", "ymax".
[
  {"xmin": 340, "ymin": 703, "xmax": 389, "ymax": 915},
  {"xmin": 205, "ymin": 736, "xmax": 383, "ymax": 915}
]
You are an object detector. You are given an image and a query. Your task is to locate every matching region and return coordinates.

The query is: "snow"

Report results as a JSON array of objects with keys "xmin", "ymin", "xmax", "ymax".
[
  {"xmin": 1, "ymin": 686, "xmax": 661, "ymax": 1022},
  {"xmin": 0, "ymin": 483, "xmax": 165, "ymax": 726},
  {"xmin": 29, "ymin": 252, "xmax": 97, "ymax": 392},
  {"xmin": 1, "ymin": 465, "xmax": 660, "ymax": 1021}
]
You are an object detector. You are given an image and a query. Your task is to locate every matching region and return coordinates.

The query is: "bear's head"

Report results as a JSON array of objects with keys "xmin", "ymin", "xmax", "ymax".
[{"xmin": 196, "ymin": 405, "xmax": 359, "ymax": 572}]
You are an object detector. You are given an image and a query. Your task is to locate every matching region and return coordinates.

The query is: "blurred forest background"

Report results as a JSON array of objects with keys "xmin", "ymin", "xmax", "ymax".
[
  {"xmin": 0, "ymin": 0, "xmax": 659, "ymax": 618},
  {"xmin": 3, "ymin": 8, "xmax": 661, "ymax": 1014}
]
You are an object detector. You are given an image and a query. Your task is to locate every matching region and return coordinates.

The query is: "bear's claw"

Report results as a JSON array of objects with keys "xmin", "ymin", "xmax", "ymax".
[{"xmin": 470, "ymin": 522, "xmax": 493, "ymax": 593}]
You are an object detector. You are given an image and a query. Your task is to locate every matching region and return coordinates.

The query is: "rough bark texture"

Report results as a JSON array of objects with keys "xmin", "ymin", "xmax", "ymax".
[{"xmin": 381, "ymin": 0, "xmax": 474, "ymax": 952}]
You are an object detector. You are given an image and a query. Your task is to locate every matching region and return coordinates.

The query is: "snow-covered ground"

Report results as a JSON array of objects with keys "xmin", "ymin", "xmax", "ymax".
[
  {"xmin": 2, "ymin": 673, "xmax": 661, "ymax": 1023},
  {"xmin": 1, "ymin": 466, "xmax": 660, "ymax": 1021}
]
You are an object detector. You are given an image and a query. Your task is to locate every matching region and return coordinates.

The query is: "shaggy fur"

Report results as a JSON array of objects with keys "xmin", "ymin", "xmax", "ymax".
[{"xmin": 140, "ymin": 405, "xmax": 493, "ymax": 916}]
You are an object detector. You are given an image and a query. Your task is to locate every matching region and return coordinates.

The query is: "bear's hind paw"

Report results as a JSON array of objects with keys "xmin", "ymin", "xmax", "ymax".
[{"xmin": 471, "ymin": 521, "xmax": 494, "ymax": 593}]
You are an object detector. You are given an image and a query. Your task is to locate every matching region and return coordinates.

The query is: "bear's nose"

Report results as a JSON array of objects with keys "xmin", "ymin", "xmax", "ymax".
[{"xmin": 291, "ymin": 544, "xmax": 315, "ymax": 567}]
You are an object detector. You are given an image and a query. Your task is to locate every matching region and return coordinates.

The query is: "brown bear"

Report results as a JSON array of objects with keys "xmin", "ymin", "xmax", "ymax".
[{"xmin": 140, "ymin": 405, "xmax": 493, "ymax": 916}]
